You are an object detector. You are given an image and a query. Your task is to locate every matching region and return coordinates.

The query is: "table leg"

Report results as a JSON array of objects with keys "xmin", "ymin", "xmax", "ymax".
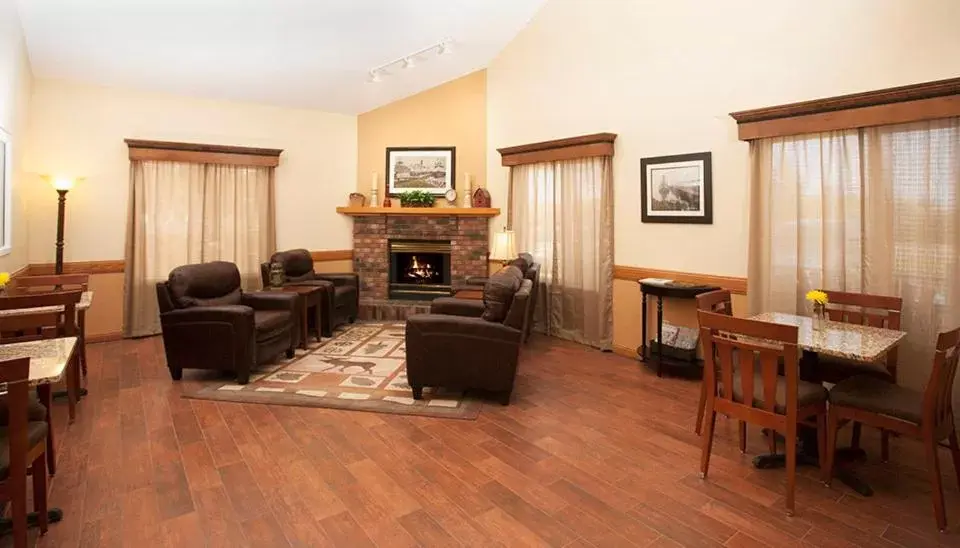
[
  {"xmin": 78, "ymin": 311, "xmax": 88, "ymax": 379},
  {"xmin": 66, "ymin": 354, "xmax": 78, "ymax": 423},
  {"xmin": 656, "ymin": 296, "xmax": 664, "ymax": 377},
  {"xmin": 312, "ymin": 302, "xmax": 323, "ymax": 342},
  {"xmin": 639, "ymin": 292, "xmax": 648, "ymax": 361},
  {"xmin": 299, "ymin": 298, "xmax": 308, "ymax": 350},
  {"xmin": 37, "ymin": 385, "xmax": 55, "ymax": 476}
]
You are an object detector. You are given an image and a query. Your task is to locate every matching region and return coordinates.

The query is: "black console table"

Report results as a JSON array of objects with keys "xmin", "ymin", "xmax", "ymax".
[{"xmin": 638, "ymin": 279, "xmax": 720, "ymax": 377}]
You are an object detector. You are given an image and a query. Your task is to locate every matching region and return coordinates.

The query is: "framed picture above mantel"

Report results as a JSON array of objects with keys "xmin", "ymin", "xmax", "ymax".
[
  {"xmin": 386, "ymin": 146, "xmax": 456, "ymax": 196},
  {"xmin": 640, "ymin": 151, "xmax": 713, "ymax": 224}
]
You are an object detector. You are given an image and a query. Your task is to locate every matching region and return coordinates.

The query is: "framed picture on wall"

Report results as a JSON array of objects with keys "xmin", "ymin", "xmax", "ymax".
[
  {"xmin": 386, "ymin": 146, "xmax": 456, "ymax": 196},
  {"xmin": 640, "ymin": 151, "xmax": 712, "ymax": 224}
]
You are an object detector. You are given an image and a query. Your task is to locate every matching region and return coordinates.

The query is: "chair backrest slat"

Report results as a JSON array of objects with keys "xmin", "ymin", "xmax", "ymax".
[
  {"xmin": 0, "ymin": 291, "xmax": 81, "ymax": 342},
  {"xmin": 13, "ymin": 274, "xmax": 89, "ymax": 292},
  {"xmin": 822, "ymin": 290, "xmax": 902, "ymax": 330},
  {"xmin": 696, "ymin": 290, "xmax": 733, "ymax": 316}
]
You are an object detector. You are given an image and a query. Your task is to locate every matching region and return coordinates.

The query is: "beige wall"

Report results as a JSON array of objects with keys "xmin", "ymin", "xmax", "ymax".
[
  {"xmin": 357, "ymin": 71, "xmax": 487, "ymax": 205},
  {"xmin": 486, "ymin": 0, "xmax": 960, "ymax": 350},
  {"xmin": 0, "ymin": 0, "xmax": 33, "ymax": 274},
  {"xmin": 22, "ymin": 79, "xmax": 358, "ymax": 264}
]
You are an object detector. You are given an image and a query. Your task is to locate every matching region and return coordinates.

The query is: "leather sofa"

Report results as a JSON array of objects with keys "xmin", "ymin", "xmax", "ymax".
[
  {"xmin": 260, "ymin": 249, "xmax": 359, "ymax": 335},
  {"xmin": 406, "ymin": 265, "xmax": 532, "ymax": 405},
  {"xmin": 459, "ymin": 252, "xmax": 540, "ymax": 343},
  {"xmin": 156, "ymin": 261, "xmax": 299, "ymax": 384}
]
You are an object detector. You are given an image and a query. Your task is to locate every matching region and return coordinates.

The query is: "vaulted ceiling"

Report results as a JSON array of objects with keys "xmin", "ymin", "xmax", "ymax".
[{"xmin": 16, "ymin": 0, "xmax": 546, "ymax": 114}]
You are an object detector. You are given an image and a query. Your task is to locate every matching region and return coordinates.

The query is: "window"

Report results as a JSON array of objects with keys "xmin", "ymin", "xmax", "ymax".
[{"xmin": 0, "ymin": 126, "xmax": 11, "ymax": 256}]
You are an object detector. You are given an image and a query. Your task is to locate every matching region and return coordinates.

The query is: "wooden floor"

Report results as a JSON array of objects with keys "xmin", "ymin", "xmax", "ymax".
[{"xmin": 23, "ymin": 334, "xmax": 960, "ymax": 547}]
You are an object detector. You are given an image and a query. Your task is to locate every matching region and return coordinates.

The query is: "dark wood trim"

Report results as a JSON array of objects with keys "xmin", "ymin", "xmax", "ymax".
[
  {"xmin": 613, "ymin": 265, "xmax": 748, "ymax": 295},
  {"xmin": 29, "ymin": 260, "xmax": 125, "ymax": 276},
  {"xmin": 730, "ymin": 77, "xmax": 960, "ymax": 140},
  {"xmin": 310, "ymin": 250, "xmax": 353, "ymax": 262},
  {"xmin": 125, "ymin": 139, "xmax": 283, "ymax": 167},
  {"xmin": 86, "ymin": 332, "xmax": 124, "ymax": 344},
  {"xmin": 497, "ymin": 133, "xmax": 617, "ymax": 166},
  {"xmin": 9, "ymin": 264, "xmax": 30, "ymax": 281}
]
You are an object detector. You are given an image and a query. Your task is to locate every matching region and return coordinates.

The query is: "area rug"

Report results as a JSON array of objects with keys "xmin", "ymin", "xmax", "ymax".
[{"xmin": 185, "ymin": 322, "xmax": 483, "ymax": 419}]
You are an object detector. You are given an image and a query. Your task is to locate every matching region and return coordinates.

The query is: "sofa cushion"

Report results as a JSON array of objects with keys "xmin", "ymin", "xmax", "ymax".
[
  {"xmin": 168, "ymin": 261, "xmax": 243, "ymax": 308},
  {"xmin": 333, "ymin": 285, "xmax": 357, "ymax": 306},
  {"xmin": 271, "ymin": 249, "xmax": 315, "ymax": 280},
  {"xmin": 254, "ymin": 310, "xmax": 291, "ymax": 341},
  {"xmin": 482, "ymin": 266, "xmax": 523, "ymax": 323}
]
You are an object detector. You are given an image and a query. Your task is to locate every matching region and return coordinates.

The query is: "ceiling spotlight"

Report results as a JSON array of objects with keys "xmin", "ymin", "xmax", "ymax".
[
  {"xmin": 402, "ymin": 57, "xmax": 416, "ymax": 69},
  {"xmin": 368, "ymin": 70, "xmax": 382, "ymax": 83}
]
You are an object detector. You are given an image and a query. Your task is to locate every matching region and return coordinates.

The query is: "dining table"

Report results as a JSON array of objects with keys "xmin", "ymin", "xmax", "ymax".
[
  {"xmin": 0, "ymin": 290, "xmax": 93, "ymax": 398},
  {"xmin": 749, "ymin": 312, "xmax": 907, "ymax": 496},
  {"xmin": 0, "ymin": 336, "xmax": 78, "ymax": 533}
]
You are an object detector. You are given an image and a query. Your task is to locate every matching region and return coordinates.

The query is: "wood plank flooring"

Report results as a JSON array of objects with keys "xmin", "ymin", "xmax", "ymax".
[{"xmin": 22, "ymin": 334, "xmax": 960, "ymax": 547}]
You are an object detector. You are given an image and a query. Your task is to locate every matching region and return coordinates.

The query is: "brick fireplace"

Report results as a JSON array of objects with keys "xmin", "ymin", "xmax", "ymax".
[{"xmin": 351, "ymin": 214, "xmax": 490, "ymax": 301}]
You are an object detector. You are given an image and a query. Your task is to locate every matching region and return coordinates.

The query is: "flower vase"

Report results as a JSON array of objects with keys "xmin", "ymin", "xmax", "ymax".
[{"xmin": 812, "ymin": 303, "xmax": 827, "ymax": 331}]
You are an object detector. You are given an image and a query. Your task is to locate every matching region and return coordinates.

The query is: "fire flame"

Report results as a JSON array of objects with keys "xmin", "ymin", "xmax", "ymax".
[{"xmin": 405, "ymin": 255, "xmax": 436, "ymax": 282}]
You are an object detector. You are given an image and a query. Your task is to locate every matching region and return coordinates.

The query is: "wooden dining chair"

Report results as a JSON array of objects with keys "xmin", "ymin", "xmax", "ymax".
[
  {"xmin": 11, "ymin": 274, "xmax": 89, "ymax": 378},
  {"xmin": 0, "ymin": 356, "xmax": 50, "ymax": 547},
  {"xmin": 698, "ymin": 310, "xmax": 828, "ymax": 515},
  {"xmin": 820, "ymin": 290, "xmax": 903, "ymax": 459},
  {"xmin": 695, "ymin": 290, "xmax": 733, "ymax": 436},
  {"xmin": 0, "ymin": 291, "xmax": 83, "ymax": 476},
  {"xmin": 824, "ymin": 326, "xmax": 960, "ymax": 532}
]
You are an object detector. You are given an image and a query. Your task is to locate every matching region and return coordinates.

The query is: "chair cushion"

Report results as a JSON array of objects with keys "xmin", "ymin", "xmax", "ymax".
[
  {"xmin": 333, "ymin": 285, "xmax": 357, "ymax": 306},
  {"xmin": 0, "ymin": 394, "xmax": 48, "ymax": 424},
  {"xmin": 0, "ymin": 422, "xmax": 49, "ymax": 480},
  {"xmin": 815, "ymin": 355, "xmax": 893, "ymax": 384},
  {"xmin": 724, "ymin": 371, "xmax": 827, "ymax": 413},
  {"xmin": 168, "ymin": 261, "xmax": 242, "ymax": 308},
  {"xmin": 482, "ymin": 266, "xmax": 523, "ymax": 323},
  {"xmin": 254, "ymin": 310, "xmax": 290, "ymax": 342},
  {"xmin": 829, "ymin": 375, "xmax": 923, "ymax": 424}
]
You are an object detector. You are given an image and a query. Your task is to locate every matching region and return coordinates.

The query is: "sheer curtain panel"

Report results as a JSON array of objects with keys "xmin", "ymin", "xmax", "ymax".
[
  {"xmin": 511, "ymin": 157, "xmax": 613, "ymax": 349},
  {"xmin": 124, "ymin": 160, "xmax": 275, "ymax": 337},
  {"xmin": 749, "ymin": 118, "xmax": 960, "ymax": 397}
]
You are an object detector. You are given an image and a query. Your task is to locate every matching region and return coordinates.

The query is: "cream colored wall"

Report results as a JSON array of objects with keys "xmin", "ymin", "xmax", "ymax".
[
  {"xmin": 0, "ymin": 0, "xmax": 33, "ymax": 274},
  {"xmin": 85, "ymin": 273, "xmax": 124, "ymax": 337},
  {"xmin": 22, "ymin": 79, "xmax": 358, "ymax": 264},
  {"xmin": 313, "ymin": 259, "xmax": 352, "ymax": 274},
  {"xmin": 357, "ymin": 71, "xmax": 487, "ymax": 205},
  {"xmin": 486, "ymin": 0, "xmax": 960, "ymax": 349}
]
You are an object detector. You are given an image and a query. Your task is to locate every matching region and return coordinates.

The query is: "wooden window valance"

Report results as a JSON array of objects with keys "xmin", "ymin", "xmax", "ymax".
[
  {"xmin": 497, "ymin": 133, "xmax": 617, "ymax": 166},
  {"xmin": 125, "ymin": 139, "xmax": 283, "ymax": 167},
  {"xmin": 730, "ymin": 77, "xmax": 960, "ymax": 141}
]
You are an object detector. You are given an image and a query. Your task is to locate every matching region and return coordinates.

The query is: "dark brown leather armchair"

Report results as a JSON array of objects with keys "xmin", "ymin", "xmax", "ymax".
[
  {"xmin": 460, "ymin": 252, "xmax": 540, "ymax": 343},
  {"xmin": 406, "ymin": 266, "xmax": 532, "ymax": 405},
  {"xmin": 260, "ymin": 249, "xmax": 359, "ymax": 335},
  {"xmin": 157, "ymin": 261, "xmax": 298, "ymax": 384}
]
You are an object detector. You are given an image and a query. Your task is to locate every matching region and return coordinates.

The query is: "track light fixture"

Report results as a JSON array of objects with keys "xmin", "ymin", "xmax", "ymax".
[{"xmin": 367, "ymin": 38, "xmax": 453, "ymax": 83}]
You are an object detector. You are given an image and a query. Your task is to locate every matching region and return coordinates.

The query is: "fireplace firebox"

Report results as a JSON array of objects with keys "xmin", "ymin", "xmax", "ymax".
[{"xmin": 388, "ymin": 240, "xmax": 452, "ymax": 300}]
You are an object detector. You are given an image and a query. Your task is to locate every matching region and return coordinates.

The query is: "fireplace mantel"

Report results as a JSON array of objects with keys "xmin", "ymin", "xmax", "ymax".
[{"xmin": 337, "ymin": 206, "xmax": 499, "ymax": 217}]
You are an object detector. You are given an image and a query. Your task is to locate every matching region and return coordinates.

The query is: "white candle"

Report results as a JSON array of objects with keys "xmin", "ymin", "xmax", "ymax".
[
  {"xmin": 371, "ymin": 172, "xmax": 378, "ymax": 192},
  {"xmin": 463, "ymin": 173, "xmax": 472, "ymax": 207}
]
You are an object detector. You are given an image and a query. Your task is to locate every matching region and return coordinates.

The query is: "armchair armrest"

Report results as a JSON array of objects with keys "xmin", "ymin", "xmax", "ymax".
[
  {"xmin": 430, "ymin": 297, "xmax": 484, "ymax": 318},
  {"xmin": 314, "ymin": 273, "xmax": 358, "ymax": 288},
  {"xmin": 463, "ymin": 276, "xmax": 489, "ymax": 287},
  {"xmin": 241, "ymin": 291, "xmax": 298, "ymax": 312},
  {"xmin": 406, "ymin": 314, "xmax": 522, "ymax": 346},
  {"xmin": 161, "ymin": 305, "xmax": 254, "ymax": 325}
]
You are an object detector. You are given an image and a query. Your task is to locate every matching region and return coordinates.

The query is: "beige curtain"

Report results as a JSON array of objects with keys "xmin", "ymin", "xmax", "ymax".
[
  {"xmin": 511, "ymin": 156, "xmax": 613, "ymax": 349},
  {"xmin": 124, "ymin": 160, "xmax": 276, "ymax": 337},
  {"xmin": 749, "ymin": 118, "xmax": 960, "ymax": 397}
]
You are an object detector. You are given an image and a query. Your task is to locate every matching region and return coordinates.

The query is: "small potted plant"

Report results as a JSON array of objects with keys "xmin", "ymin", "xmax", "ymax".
[
  {"xmin": 399, "ymin": 190, "xmax": 435, "ymax": 208},
  {"xmin": 805, "ymin": 289, "xmax": 829, "ymax": 330}
]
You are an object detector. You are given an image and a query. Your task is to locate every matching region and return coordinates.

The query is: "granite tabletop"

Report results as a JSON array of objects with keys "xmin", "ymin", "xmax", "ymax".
[
  {"xmin": 0, "ymin": 290, "xmax": 93, "ymax": 317},
  {"xmin": 751, "ymin": 312, "xmax": 906, "ymax": 363},
  {"xmin": 0, "ymin": 336, "xmax": 78, "ymax": 385}
]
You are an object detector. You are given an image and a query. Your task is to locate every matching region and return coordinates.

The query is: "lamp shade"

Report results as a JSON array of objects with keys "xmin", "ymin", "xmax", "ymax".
[
  {"xmin": 52, "ymin": 177, "xmax": 75, "ymax": 191},
  {"xmin": 490, "ymin": 230, "xmax": 516, "ymax": 262}
]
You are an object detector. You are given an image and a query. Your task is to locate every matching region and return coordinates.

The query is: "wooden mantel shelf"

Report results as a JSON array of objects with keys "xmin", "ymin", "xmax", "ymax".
[{"xmin": 336, "ymin": 207, "xmax": 500, "ymax": 217}]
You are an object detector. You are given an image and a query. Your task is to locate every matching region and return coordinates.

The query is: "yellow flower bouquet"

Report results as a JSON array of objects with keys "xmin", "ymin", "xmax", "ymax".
[{"xmin": 805, "ymin": 290, "xmax": 828, "ymax": 306}]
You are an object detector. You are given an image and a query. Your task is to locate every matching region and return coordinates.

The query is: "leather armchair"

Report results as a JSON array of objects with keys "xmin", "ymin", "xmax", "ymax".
[
  {"xmin": 260, "ymin": 248, "xmax": 359, "ymax": 335},
  {"xmin": 157, "ymin": 261, "xmax": 298, "ymax": 384},
  {"xmin": 406, "ymin": 267, "xmax": 532, "ymax": 405}
]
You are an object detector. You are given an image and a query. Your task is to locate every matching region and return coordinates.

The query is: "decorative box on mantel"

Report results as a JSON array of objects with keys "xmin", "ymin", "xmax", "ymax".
[{"xmin": 337, "ymin": 207, "xmax": 500, "ymax": 307}]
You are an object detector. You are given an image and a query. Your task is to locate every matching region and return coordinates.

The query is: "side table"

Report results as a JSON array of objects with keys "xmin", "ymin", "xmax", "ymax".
[
  {"xmin": 266, "ymin": 285, "xmax": 325, "ymax": 349},
  {"xmin": 638, "ymin": 279, "xmax": 720, "ymax": 377}
]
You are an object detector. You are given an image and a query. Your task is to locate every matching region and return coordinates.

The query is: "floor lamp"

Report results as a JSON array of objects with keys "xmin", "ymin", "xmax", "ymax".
[{"xmin": 51, "ymin": 177, "xmax": 76, "ymax": 274}]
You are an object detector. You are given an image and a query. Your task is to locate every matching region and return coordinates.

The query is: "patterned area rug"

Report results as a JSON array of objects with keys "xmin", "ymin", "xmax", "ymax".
[{"xmin": 185, "ymin": 322, "xmax": 483, "ymax": 419}]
